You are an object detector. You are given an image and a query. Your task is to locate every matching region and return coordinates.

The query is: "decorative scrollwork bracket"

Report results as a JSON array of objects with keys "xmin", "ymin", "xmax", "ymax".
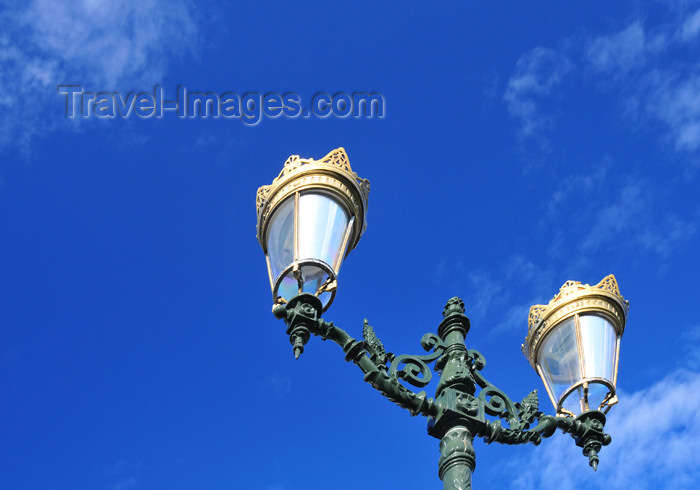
[{"xmin": 273, "ymin": 293, "xmax": 612, "ymax": 489}]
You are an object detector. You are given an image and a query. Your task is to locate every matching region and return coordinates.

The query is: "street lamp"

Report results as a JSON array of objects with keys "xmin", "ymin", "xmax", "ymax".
[
  {"xmin": 256, "ymin": 147, "xmax": 369, "ymax": 317},
  {"xmin": 256, "ymin": 148, "xmax": 629, "ymax": 489},
  {"xmin": 524, "ymin": 276, "xmax": 628, "ymax": 418}
]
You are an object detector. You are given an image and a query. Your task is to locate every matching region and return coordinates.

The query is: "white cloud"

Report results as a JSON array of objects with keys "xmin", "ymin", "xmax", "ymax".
[
  {"xmin": 581, "ymin": 182, "xmax": 647, "ymax": 252},
  {"xmin": 679, "ymin": 8, "xmax": 700, "ymax": 41},
  {"xmin": 111, "ymin": 478, "xmax": 138, "ymax": 490},
  {"xmin": 462, "ymin": 269, "xmax": 505, "ymax": 322},
  {"xmin": 505, "ymin": 368, "xmax": 700, "ymax": 490},
  {"xmin": 25, "ymin": 0, "xmax": 198, "ymax": 87},
  {"xmin": 504, "ymin": 47, "xmax": 572, "ymax": 139},
  {"xmin": 490, "ymin": 299, "xmax": 538, "ymax": 338},
  {"xmin": 558, "ymin": 176, "xmax": 698, "ymax": 258},
  {"xmin": 585, "ymin": 14, "xmax": 700, "ymax": 154},
  {"xmin": 588, "ymin": 22, "xmax": 647, "ymax": 73},
  {"xmin": 546, "ymin": 165, "xmax": 609, "ymax": 218},
  {"xmin": 644, "ymin": 69, "xmax": 700, "ymax": 151},
  {"xmin": 106, "ymin": 459, "xmax": 140, "ymax": 490},
  {"xmin": 461, "ymin": 256, "xmax": 557, "ymax": 337},
  {"xmin": 639, "ymin": 213, "xmax": 698, "ymax": 257},
  {"xmin": 505, "ymin": 3, "xmax": 700, "ymax": 158},
  {"xmin": 0, "ymin": 0, "xmax": 199, "ymax": 152},
  {"xmin": 681, "ymin": 325, "xmax": 700, "ymax": 369}
]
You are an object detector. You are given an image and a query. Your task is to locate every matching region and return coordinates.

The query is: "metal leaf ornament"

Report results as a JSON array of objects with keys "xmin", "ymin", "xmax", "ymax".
[
  {"xmin": 517, "ymin": 390, "xmax": 540, "ymax": 428},
  {"xmin": 363, "ymin": 319, "xmax": 391, "ymax": 369}
]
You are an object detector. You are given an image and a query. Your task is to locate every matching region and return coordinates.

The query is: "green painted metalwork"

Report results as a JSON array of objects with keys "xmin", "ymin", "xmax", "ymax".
[{"xmin": 273, "ymin": 294, "xmax": 612, "ymax": 488}]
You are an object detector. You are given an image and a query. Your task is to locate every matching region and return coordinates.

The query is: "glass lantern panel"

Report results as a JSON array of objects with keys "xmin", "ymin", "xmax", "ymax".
[
  {"xmin": 277, "ymin": 273, "xmax": 299, "ymax": 303},
  {"xmin": 538, "ymin": 317, "xmax": 582, "ymax": 403},
  {"xmin": 561, "ymin": 386, "xmax": 585, "ymax": 414},
  {"xmin": 299, "ymin": 263, "xmax": 333, "ymax": 304},
  {"xmin": 560, "ymin": 382, "xmax": 611, "ymax": 414},
  {"xmin": 579, "ymin": 314, "xmax": 617, "ymax": 382},
  {"xmin": 266, "ymin": 197, "xmax": 295, "ymax": 282},
  {"xmin": 275, "ymin": 263, "xmax": 333, "ymax": 308},
  {"xmin": 586, "ymin": 381, "xmax": 611, "ymax": 411},
  {"xmin": 297, "ymin": 193, "xmax": 350, "ymax": 272}
]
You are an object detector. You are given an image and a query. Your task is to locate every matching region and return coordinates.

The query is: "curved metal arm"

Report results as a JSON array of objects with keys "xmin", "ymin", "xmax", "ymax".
[
  {"xmin": 273, "ymin": 294, "xmax": 441, "ymax": 418},
  {"xmin": 272, "ymin": 293, "xmax": 613, "ymax": 484},
  {"xmin": 484, "ymin": 410, "xmax": 611, "ymax": 471}
]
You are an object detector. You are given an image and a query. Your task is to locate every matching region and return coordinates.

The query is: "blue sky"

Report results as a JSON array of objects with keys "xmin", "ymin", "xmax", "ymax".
[{"xmin": 1, "ymin": 1, "xmax": 700, "ymax": 489}]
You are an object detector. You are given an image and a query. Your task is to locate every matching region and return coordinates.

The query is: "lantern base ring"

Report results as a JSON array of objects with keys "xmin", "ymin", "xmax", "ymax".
[
  {"xmin": 556, "ymin": 377, "xmax": 617, "ymax": 416},
  {"xmin": 272, "ymin": 258, "xmax": 338, "ymax": 312}
]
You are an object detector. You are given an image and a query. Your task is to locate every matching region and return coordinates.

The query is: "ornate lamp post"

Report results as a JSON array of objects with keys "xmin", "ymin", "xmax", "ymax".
[{"xmin": 256, "ymin": 148, "xmax": 629, "ymax": 489}]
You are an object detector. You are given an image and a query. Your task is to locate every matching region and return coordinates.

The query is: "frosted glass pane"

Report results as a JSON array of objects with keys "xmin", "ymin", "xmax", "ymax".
[
  {"xmin": 297, "ymin": 193, "xmax": 350, "ymax": 272},
  {"xmin": 276, "ymin": 263, "xmax": 333, "ymax": 308},
  {"xmin": 587, "ymin": 382, "xmax": 610, "ymax": 411},
  {"xmin": 266, "ymin": 197, "xmax": 295, "ymax": 282},
  {"xmin": 538, "ymin": 317, "xmax": 581, "ymax": 402},
  {"xmin": 299, "ymin": 264, "xmax": 331, "ymax": 296},
  {"xmin": 579, "ymin": 315, "xmax": 617, "ymax": 382},
  {"xmin": 561, "ymin": 386, "xmax": 585, "ymax": 414},
  {"xmin": 277, "ymin": 273, "xmax": 299, "ymax": 302},
  {"xmin": 562, "ymin": 382, "xmax": 610, "ymax": 413}
]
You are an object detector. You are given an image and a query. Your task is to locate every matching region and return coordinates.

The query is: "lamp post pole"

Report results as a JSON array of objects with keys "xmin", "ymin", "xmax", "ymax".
[
  {"xmin": 259, "ymin": 149, "xmax": 626, "ymax": 489},
  {"xmin": 432, "ymin": 298, "xmax": 476, "ymax": 488}
]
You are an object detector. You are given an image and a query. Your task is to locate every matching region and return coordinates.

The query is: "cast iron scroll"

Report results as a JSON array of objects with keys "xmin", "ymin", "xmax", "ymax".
[{"xmin": 273, "ymin": 293, "xmax": 612, "ymax": 472}]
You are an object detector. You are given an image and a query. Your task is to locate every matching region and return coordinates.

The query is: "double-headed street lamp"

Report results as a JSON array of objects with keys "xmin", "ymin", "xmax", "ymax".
[{"xmin": 256, "ymin": 148, "xmax": 629, "ymax": 489}]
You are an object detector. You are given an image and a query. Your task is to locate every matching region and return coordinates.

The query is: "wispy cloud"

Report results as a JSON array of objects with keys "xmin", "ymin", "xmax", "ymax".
[
  {"xmin": 574, "ymin": 178, "xmax": 699, "ymax": 258},
  {"xmin": 505, "ymin": 3, "xmax": 700, "ymax": 158},
  {"xmin": 587, "ymin": 21, "xmax": 648, "ymax": 74},
  {"xmin": 106, "ymin": 459, "xmax": 140, "ymax": 490},
  {"xmin": 638, "ymin": 213, "xmax": 698, "ymax": 257},
  {"xmin": 581, "ymin": 181, "xmax": 647, "ymax": 252},
  {"xmin": 543, "ymin": 166, "xmax": 700, "ymax": 266},
  {"xmin": 680, "ymin": 325, "xmax": 700, "ymax": 369},
  {"xmin": 111, "ymin": 477, "xmax": 138, "ymax": 490},
  {"xmin": 546, "ymin": 165, "xmax": 609, "ymax": 218},
  {"xmin": 587, "ymin": 13, "xmax": 700, "ymax": 154},
  {"xmin": 504, "ymin": 47, "xmax": 572, "ymax": 141},
  {"xmin": 463, "ymin": 170, "xmax": 697, "ymax": 340},
  {"xmin": 642, "ymin": 68, "xmax": 700, "ymax": 151},
  {"xmin": 679, "ymin": 8, "xmax": 700, "ymax": 41},
  {"xmin": 460, "ymin": 256, "xmax": 557, "ymax": 337},
  {"xmin": 26, "ymin": 0, "xmax": 198, "ymax": 87},
  {"xmin": 0, "ymin": 0, "xmax": 199, "ymax": 153}
]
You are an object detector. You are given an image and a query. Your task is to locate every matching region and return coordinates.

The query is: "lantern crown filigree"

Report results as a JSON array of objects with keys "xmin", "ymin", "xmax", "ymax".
[
  {"xmin": 522, "ymin": 274, "xmax": 629, "ymax": 368},
  {"xmin": 256, "ymin": 147, "xmax": 370, "ymax": 252}
]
